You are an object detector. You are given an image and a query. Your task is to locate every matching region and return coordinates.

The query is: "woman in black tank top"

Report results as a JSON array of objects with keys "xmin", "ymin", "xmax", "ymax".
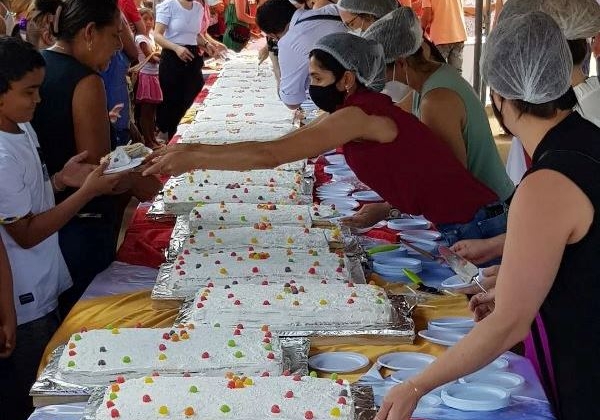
[
  {"xmin": 31, "ymin": 0, "xmax": 161, "ymax": 317},
  {"xmin": 369, "ymin": 12, "xmax": 600, "ymax": 420}
]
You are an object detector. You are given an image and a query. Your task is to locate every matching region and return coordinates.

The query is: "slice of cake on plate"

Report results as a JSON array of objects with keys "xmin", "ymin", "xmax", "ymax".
[
  {"xmin": 94, "ymin": 375, "xmax": 354, "ymax": 420},
  {"xmin": 190, "ymin": 283, "xmax": 393, "ymax": 331},
  {"xmin": 57, "ymin": 325, "xmax": 282, "ymax": 386}
]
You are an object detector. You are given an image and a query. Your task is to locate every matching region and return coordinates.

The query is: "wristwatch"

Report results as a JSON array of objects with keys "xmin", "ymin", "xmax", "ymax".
[{"xmin": 387, "ymin": 208, "xmax": 401, "ymax": 219}]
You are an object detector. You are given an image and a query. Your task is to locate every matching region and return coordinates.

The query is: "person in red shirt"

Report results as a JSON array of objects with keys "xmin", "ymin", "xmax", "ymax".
[
  {"xmin": 143, "ymin": 33, "xmax": 503, "ymax": 242},
  {"xmin": 119, "ymin": 0, "xmax": 147, "ymax": 35}
]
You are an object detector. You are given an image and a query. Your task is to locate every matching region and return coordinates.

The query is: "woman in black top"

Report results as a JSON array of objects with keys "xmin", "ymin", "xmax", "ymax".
[
  {"xmin": 32, "ymin": 0, "xmax": 161, "ymax": 316},
  {"xmin": 374, "ymin": 11, "xmax": 600, "ymax": 420}
]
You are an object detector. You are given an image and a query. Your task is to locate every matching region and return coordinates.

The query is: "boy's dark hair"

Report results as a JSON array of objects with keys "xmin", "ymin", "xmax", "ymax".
[
  {"xmin": 256, "ymin": 0, "xmax": 296, "ymax": 35},
  {"xmin": 512, "ymin": 87, "xmax": 577, "ymax": 119},
  {"xmin": 53, "ymin": 0, "xmax": 119, "ymax": 41},
  {"xmin": 0, "ymin": 36, "xmax": 45, "ymax": 95}
]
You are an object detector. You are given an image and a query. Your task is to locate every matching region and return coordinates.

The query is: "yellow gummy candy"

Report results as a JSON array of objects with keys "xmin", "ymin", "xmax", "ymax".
[
  {"xmin": 330, "ymin": 407, "xmax": 341, "ymax": 417},
  {"xmin": 158, "ymin": 405, "xmax": 169, "ymax": 415}
]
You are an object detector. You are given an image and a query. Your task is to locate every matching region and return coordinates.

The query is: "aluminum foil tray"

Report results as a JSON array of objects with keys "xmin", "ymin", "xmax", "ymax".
[{"xmin": 32, "ymin": 337, "xmax": 309, "ymax": 407}]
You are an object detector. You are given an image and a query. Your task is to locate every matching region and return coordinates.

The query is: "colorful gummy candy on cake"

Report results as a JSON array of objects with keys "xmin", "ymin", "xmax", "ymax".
[
  {"xmin": 163, "ymin": 169, "xmax": 303, "ymax": 191},
  {"xmin": 58, "ymin": 325, "xmax": 282, "ymax": 386},
  {"xmin": 163, "ymin": 185, "xmax": 309, "ymax": 214},
  {"xmin": 94, "ymin": 375, "xmax": 353, "ymax": 420},
  {"xmin": 188, "ymin": 203, "xmax": 343, "ymax": 230},
  {"xmin": 191, "ymin": 283, "xmax": 393, "ymax": 331},
  {"xmin": 181, "ymin": 225, "xmax": 340, "ymax": 253},
  {"xmin": 170, "ymin": 247, "xmax": 349, "ymax": 294}
]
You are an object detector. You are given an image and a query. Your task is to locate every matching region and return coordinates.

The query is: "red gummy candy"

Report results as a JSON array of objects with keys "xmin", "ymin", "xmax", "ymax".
[
  {"xmin": 293, "ymin": 375, "xmax": 302, "ymax": 381},
  {"xmin": 266, "ymin": 353, "xmax": 275, "ymax": 360},
  {"xmin": 305, "ymin": 411, "xmax": 314, "ymax": 419},
  {"xmin": 282, "ymin": 369, "xmax": 291, "ymax": 376},
  {"xmin": 234, "ymin": 329, "xmax": 241, "ymax": 336},
  {"xmin": 202, "ymin": 352, "xmax": 210, "ymax": 359},
  {"xmin": 234, "ymin": 300, "xmax": 241, "ymax": 305},
  {"xmin": 159, "ymin": 344, "xmax": 167, "ymax": 351},
  {"xmin": 338, "ymin": 397, "xmax": 347, "ymax": 405},
  {"xmin": 110, "ymin": 408, "xmax": 120, "ymax": 418},
  {"xmin": 196, "ymin": 302, "xmax": 204, "ymax": 309},
  {"xmin": 261, "ymin": 371, "xmax": 270, "ymax": 377},
  {"xmin": 116, "ymin": 376, "xmax": 125, "ymax": 384},
  {"xmin": 106, "ymin": 401, "xmax": 115, "ymax": 408},
  {"xmin": 264, "ymin": 331, "xmax": 272, "ymax": 338},
  {"xmin": 285, "ymin": 390, "xmax": 294, "ymax": 398},
  {"xmin": 237, "ymin": 324, "xmax": 244, "ymax": 329},
  {"xmin": 271, "ymin": 405, "xmax": 280, "ymax": 414},
  {"xmin": 227, "ymin": 380, "xmax": 236, "ymax": 389},
  {"xmin": 143, "ymin": 394, "xmax": 151, "ymax": 403}
]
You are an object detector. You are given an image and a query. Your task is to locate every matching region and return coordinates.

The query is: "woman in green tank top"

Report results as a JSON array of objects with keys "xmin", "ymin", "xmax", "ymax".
[{"xmin": 364, "ymin": 7, "xmax": 515, "ymax": 202}]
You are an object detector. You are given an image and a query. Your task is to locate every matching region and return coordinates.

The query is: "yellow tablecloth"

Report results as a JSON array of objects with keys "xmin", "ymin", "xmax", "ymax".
[{"xmin": 41, "ymin": 276, "xmax": 470, "ymax": 381}]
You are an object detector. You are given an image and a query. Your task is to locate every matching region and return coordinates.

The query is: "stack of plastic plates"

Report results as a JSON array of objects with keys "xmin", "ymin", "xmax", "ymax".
[
  {"xmin": 418, "ymin": 329, "xmax": 466, "ymax": 346},
  {"xmin": 321, "ymin": 198, "xmax": 360, "ymax": 211},
  {"xmin": 441, "ymin": 384, "xmax": 511, "ymax": 411},
  {"xmin": 401, "ymin": 229, "xmax": 441, "ymax": 241},
  {"xmin": 316, "ymin": 182, "xmax": 354, "ymax": 199},
  {"xmin": 402, "ymin": 238, "xmax": 440, "ymax": 256},
  {"xmin": 351, "ymin": 190, "xmax": 384, "ymax": 202},
  {"xmin": 430, "ymin": 317, "xmax": 474, "ymax": 329},
  {"xmin": 371, "ymin": 248, "xmax": 409, "ymax": 263},
  {"xmin": 373, "ymin": 257, "xmax": 423, "ymax": 278},
  {"xmin": 387, "ymin": 218, "xmax": 430, "ymax": 231},
  {"xmin": 325, "ymin": 154, "xmax": 346, "ymax": 165},
  {"xmin": 324, "ymin": 164, "xmax": 352, "ymax": 175}
]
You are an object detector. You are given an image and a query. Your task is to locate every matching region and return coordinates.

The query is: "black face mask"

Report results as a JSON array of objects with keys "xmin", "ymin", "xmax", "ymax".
[
  {"xmin": 490, "ymin": 92, "xmax": 514, "ymax": 137},
  {"xmin": 309, "ymin": 82, "xmax": 346, "ymax": 114}
]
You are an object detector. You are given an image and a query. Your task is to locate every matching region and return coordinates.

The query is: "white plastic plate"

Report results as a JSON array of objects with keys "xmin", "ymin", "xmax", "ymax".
[
  {"xmin": 441, "ymin": 383, "xmax": 510, "ymax": 411},
  {"xmin": 308, "ymin": 352, "xmax": 370, "ymax": 373},
  {"xmin": 377, "ymin": 352, "xmax": 436, "ymax": 371}
]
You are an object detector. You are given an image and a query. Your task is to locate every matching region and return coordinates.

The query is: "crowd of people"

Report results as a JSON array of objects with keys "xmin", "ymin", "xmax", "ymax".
[{"xmin": 0, "ymin": 0, "xmax": 599, "ymax": 419}]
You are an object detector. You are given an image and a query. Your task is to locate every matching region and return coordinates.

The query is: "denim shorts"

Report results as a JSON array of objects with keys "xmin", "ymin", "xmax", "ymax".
[{"xmin": 437, "ymin": 201, "xmax": 508, "ymax": 247}]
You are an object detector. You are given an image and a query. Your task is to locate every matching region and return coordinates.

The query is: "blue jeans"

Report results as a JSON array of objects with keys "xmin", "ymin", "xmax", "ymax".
[{"xmin": 437, "ymin": 202, "xmax": 508, "ymax": 247}]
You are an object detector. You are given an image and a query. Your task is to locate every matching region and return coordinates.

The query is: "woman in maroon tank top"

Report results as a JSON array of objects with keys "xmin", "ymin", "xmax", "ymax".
[{"xmin": 144, "ymin": 32, "xmax": 501, "ymax": 234}]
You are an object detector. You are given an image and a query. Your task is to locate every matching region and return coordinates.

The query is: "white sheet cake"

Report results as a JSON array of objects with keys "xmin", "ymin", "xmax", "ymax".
[
  {"xmin": 188, "ymin": 203, "xmax": 344, "ymax": 230},
  {"xmin": 190, "ymin": 283, "xmax": 393, "ymax": 330},
  {"xmin": 162, "ymin": 184, "xmax": 309, "ymax": 214},
  {"xmin": 58, "ymin": 326, "xmax": 282, "ymax": 386},
  {"xmin": 95, "ymin": 375, "xmax": 354, "ymax": 420},
  {"xmin": 163, "ymin": 169, "xmax": 303, "ymax": 190},
  {"xmin": 182, "ymin": 226, "xmax": 339, "ymax": 253},
  {"xmin": 170, "ymin": 247, "xmax": 347, "ymax": 285}
]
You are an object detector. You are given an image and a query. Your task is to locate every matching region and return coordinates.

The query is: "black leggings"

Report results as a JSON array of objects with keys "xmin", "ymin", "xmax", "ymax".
[{"xmin": 156, "ymin": 46, "xmax": 205, "ymax": 138}]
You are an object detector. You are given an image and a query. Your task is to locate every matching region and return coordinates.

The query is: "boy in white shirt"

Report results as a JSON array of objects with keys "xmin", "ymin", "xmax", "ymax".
[{"xmin": 0, "ymin": 36, "xmax": 124, "ymax": 420}]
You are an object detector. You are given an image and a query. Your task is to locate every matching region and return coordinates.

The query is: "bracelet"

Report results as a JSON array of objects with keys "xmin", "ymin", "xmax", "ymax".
[
  {"xmin": 51, "ymin": 173, "xmax": 65, "ymax": 192},
  {"xmin": 405, "ymin": 380, "xmax": 420, "ymax": 397}
]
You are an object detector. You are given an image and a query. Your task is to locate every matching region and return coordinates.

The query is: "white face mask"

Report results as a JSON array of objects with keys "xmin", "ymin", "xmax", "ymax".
[
  {"xmin": 349, "ymin": 28, "xmax": 364, "ymax": 36},
  {"xmin": 381, "ymin": 62, "xmax": 411, "ymax": 103}
]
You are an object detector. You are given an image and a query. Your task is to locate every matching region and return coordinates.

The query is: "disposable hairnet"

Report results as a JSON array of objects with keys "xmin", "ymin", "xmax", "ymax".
[
  {"xmin": 482, "ymin": 11, "xmax": 573, "ymax": 104},
  {"xmin": 363, "ymin": 6, "xmax": 423, "ymax": 63},
  {"xmin": 498, "ymin": 0, "xmax": 600, "ymax": 40},
  {"xmin": 337, "ymin": 0, "xmax": 398, "ymax": 19},
  {"xmin": 313, "ymin": 33, "xmax": 387, "ymax": 92}
]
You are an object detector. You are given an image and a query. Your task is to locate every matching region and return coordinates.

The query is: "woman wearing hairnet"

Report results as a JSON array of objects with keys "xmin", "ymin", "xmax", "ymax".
[
  {"xmin": 450, "ymin": 0, "xmax": 600, "ymax": 268},
  {"xmin": 375, "ymin": 12, "xmax": 600, "ymax": 420},
  {"xmin": 337, "ymin": 0, "xmax": 446, "ymax": 89},
  {"xmin": 345, "ymin": 7, "xmax": 514, "ymax": 243},
  {"xmin": 143, "ymin": 33, "xmax": 504, "ymax": 232}
]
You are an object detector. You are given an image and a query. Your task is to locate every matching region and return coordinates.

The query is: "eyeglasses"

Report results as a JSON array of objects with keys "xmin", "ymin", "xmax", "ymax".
[{"xmin": 343, "ymin": 15, "xmax": 360, "ymax": 30}]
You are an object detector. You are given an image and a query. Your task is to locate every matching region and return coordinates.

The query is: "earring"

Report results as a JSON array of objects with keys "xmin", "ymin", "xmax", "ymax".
[{"xmin": 87, "ymin": 41, "xmax": 92, "ymax": 51}]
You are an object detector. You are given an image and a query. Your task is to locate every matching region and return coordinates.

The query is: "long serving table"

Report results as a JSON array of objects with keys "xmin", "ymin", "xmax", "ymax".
[{"xmin": 29, "ymin": 44, "xmax": 554, "ymax": 419}]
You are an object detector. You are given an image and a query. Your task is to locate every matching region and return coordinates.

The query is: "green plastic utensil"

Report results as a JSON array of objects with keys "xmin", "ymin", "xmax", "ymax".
[
  {"xmin": 366, "ymin": 244, "xmax": 400, "ymax": 256},
  {"xmin": 402, "ymin": 269, "xmax": 442, "ymax": 295}
]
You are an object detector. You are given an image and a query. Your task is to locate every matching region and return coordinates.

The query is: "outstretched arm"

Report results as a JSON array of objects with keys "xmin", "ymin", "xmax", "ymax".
[{"xmin": 143, "ymin": 106, "xmax": 397, "ymax": 175}]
